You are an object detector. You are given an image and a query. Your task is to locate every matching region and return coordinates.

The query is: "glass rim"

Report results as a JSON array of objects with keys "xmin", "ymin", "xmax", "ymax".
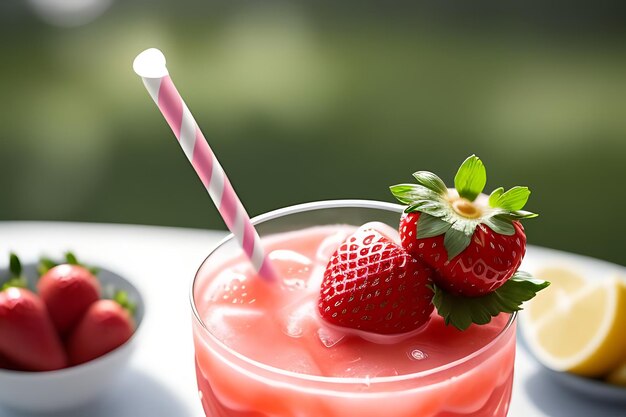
[{"xmin": 190, "ymin": 199, "xmax": 517, "ymax": 386}]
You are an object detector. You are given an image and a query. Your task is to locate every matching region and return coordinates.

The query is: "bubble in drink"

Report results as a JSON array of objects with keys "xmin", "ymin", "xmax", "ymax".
[
  {"xmin": 204, "ymin": 268, "xmax": 256, "ymax": 305},
  {"xmin": 409, "ymin": 349, "xmax": 428, "ymax": 361}
]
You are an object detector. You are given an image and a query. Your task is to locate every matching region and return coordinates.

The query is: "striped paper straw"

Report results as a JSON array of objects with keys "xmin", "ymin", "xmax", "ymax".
[{"xmin": 133, "ymin": 48, "xmax": 276, "ymax": 282}]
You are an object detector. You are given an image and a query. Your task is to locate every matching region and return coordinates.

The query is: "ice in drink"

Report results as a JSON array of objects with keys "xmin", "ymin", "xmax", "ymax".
[{"xmin": 192, "ymin": 224, "xmax": 516, "ymax": 417}]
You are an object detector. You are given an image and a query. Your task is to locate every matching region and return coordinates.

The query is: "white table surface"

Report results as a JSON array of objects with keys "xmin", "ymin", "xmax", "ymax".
[{"xmin": 0, "ymin": 222, "xmax": 623, "ymax": 417}]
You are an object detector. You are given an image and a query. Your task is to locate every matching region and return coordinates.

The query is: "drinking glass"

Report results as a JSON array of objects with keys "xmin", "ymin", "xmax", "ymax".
[{"xmin": 191, "ymin": 200, "xmax": 517, "ymax": 417}]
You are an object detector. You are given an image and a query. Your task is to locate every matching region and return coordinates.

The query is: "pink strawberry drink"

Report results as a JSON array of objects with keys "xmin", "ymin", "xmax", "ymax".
[{"xmin": 191, "ymin": 201, "xmax": 517, "ymax": 417}]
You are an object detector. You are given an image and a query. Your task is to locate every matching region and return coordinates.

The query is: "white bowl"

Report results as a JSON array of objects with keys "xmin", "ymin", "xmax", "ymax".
[{"xmin": 0, "ymin": 264, "xmax": 145, "ymax": 413}]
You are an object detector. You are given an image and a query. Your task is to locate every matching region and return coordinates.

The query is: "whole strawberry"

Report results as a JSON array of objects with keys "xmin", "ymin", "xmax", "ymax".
[
  {"xmin": 37, "ymin": 253, "xmax": 101, "ymax": 336},
  {"xmin": 318, "ymin": 228, "xmax": 434, "ymax": 335},
  {"xmin": 400, "ymin": 213, "xmax": 526, "ymax": 296},
  {"xmin": 67, "ymin": 293, "xmax": 135, "ymax": 366},
  {"xmin": 391, "ymin": 155, "xmax": 537, "ymax": 297},
  {"xmin": 0, "ymin": 254, "xmax": 67, "ymax": 371},
  {"xmin": 0, "ymin": 287, "xmax": 68, "ymax": 371}
]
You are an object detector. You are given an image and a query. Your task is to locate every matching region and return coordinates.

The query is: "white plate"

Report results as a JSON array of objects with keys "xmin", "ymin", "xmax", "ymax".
[{"xmin": 509, "ymin": 245, "xmax": 626, "ymax": 415}]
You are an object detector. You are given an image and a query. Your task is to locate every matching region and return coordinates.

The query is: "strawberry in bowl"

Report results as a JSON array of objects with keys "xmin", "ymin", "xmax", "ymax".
[
  {"xmin": 37, "ymin": 254, "xmax": 102, "ymax": 336},
  {"xmin": 0, "ymin": 253, "xmax": 143, "ymax": 413}
]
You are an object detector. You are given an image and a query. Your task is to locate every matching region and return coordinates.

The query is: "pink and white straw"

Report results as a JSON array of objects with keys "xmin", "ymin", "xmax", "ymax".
[{"xmin": 133, "ymin": 48, "xmax": 276, "ymax": 281}]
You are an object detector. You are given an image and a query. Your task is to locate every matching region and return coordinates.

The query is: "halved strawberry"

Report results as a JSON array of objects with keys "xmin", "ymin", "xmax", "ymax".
[
  {"xmin": 318, "ymin": 228, "xmax": 434, "ymax": 335},
  {"xmin": 391, "ymin": 155, "xmax": 536, "ymax": 297}
]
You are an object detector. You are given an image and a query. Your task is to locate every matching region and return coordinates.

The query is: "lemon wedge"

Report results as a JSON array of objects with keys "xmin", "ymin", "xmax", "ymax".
[
  {"xmin": 522, "ymin": 268, "xmax": 626, "ymax": 377},
  {"xmin": 524, "ymin": 267, "xmax": 586, "ymax": 323},
  {"xmin": 606, "ymin": 362, "xmax": 626, "ymax": 387}
]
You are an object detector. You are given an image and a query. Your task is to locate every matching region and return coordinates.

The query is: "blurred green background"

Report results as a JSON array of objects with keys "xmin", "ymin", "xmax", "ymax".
[{"xmin": 0, "ymin": 1, "xmax": 625, "ymax": 264}]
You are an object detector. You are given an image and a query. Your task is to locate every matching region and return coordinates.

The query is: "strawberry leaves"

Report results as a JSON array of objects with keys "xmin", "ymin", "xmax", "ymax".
[
  {"xmin": 1, "ymin": 253, "xmax": 28, "ymax": 291},
  {"xmin": 433, "ymin": 271, "xmax": 550, "ymax": 330},
  {"xmin": 389, "ymin": 184, "xmax": 440, "ymax": 205},
  {"xmin": 485, "ymin": 186, "xmax": 537, "ymax": 236},
  {"xmin": 482, "ymin": 216, "xmax": 516, "ymax": 236},
  {"xmin": 489, "ymin": 186, "xmax": 531, "ymax": 211},
  {"xmin": 416, "ymin": 214, "xmax": 451, "ymax": 239},
  {"xmin": 9, "ymin": 253, "xmax": 22, "ymax": 278},
  {"xmin": 454, "ymin": 155, "xmax": 487, "ymax": 202},
  {"xmin": 113, "ymin": 290, "xmax": 137, "ymax": 316},
  {"xmin": 443, "ymin": 227, "xmax": 472, "ymax": 260},
  {"xmin": 487, "ymin": 186, "xmax": 538, "ymax": 226},
  {"xmin": 38, "ymin": 257, "xmax": 57, "ymax": 276},
  {"xmin": 38, "ymin": 252, "xmax": 99, "ymax": 276},
  {"xmin": 416, "ymin": 215, "xmax": 475, "ymax": 260},
  {"xmin": 391, "ymin": 155, "xmax": 538, "ymax": 261},
  {"xmin": 412, "ymin": 171, "xmax": 448, "ymax": 196}
]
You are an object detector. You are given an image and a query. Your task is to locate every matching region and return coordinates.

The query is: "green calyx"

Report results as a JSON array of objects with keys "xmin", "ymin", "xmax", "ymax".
[
  {"xmin": 113, "ymin": 290, "xmax": 137, "ymax": 316},
  {"xmin": 38, "ymin": 252, "xmax": 99, "ymax": 276},
  {"xmin": 389, "ymin": 155, "xmax": 538, "ymax": 261},
  {"xmin": 1, "ymin": 253, "xmax": 28, "ymax": 291},
  {"xmin": 454, "ymin": 155, "xmax": 487, "ymax": 202},
  {"xmin": 432, "ymin": 271, "xmax": 550, "ymax": 330}
]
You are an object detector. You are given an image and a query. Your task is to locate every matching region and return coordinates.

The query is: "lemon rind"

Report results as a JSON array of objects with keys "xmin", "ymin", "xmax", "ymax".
[{"xmin": 522, "ymin": 277, "xmax": 626, "ymax": 376}]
